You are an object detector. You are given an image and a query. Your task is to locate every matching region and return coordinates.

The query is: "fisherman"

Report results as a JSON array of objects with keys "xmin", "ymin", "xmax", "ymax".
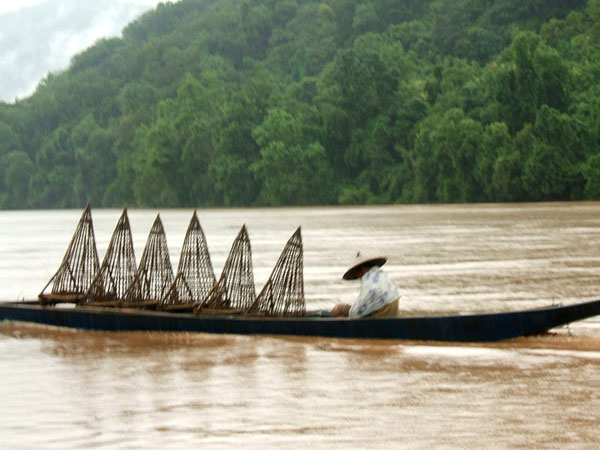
[{"xmin": 332, "ymin": 254, "xmax": 399, "ymax": 318}]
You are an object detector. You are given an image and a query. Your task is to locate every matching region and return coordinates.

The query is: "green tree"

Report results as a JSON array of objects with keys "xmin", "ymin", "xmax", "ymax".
[
  {"xmin": 251, "ymin": 107, "xmax": 335, "ymax": 205},
  {"xmin": 582, "ymin": 153, "xmax": 600, "ymax": 198},
  {"xmin": 476, "ymin": 121, "xmax": 512, "ymax": 201},
  {"xmin": 413, "ymin": 108, "xmax": 484, "ymax": 202},
  {"xmin": 71, "ymin": 115, "xmax": 116, "ymax": 206},
  {"xmin": 1, "ymin": 151, "xmax": 33, "ymax": 209},
  {"xmin": 251, "ymin": 141, "xmax": 335, "ymax": 205},
  {"xmin": 0, "ymin": 0, "xmax": 594, "ymax": 209},
  {"xmin": 522, "ymin": 106, "xmax": 583, "ymax": 200},
  {"xmin": 589, "ymin": 0, "xmax": 600, "ymax": 43},
  {"xmin": 352, "ymin": 3, "xmax": 379, "ymax": 35}
]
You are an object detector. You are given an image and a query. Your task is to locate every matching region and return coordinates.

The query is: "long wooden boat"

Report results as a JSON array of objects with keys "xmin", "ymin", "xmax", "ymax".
[{"xmin": 2, "ymin": 299, "xmax": 600, "ymax": 342}]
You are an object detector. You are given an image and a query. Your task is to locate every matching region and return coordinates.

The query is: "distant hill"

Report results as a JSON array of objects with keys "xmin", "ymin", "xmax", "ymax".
[{"xmin": 1, "ymin": 0, "xmax": 598, "ymax": 209}]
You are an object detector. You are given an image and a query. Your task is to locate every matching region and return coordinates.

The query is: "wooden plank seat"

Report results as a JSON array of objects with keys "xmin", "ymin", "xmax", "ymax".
[
  {"xmin": 158, "ymin": 303, "xmax": 197, "ymax": 313},
  {"xmin": 39, "ymin": 294, "xmax": 85, "ymax": 305},
  {"xmin": 118, "ymin": 301, "xmax": 159, "ymax": 310}
]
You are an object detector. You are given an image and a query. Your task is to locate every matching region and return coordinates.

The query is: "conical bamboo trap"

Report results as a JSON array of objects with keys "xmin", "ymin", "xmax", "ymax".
[
  {"xmin": 198, "ymin": 225, "xmax": 256, "ymax": 312},
  {"xmin": 163, "ymin": 211, "xmax": 216, "ymax": 306},
  {"xmin": 39, "ymin": 205, "xmax": 99, "ymax": 303},
  {"xmin": 84, "ymin": 208, "xmax": 136, "ymax": 304},
  {"xmin": 40, "ymin": 207, "xmax": 306, "ymax": 316},
  {"xmin": 122, "ymin": 214, "xmax": 174, "ymax": 306},
  {"xmin": 248, "ymin": 227, "xmax": 305, "ymax": 317}
]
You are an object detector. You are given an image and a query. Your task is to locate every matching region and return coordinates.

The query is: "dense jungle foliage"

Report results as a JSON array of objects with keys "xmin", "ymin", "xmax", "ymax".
[{"xmin": 1, "ymin": 0, "xmax": 600, "ymax": 209}]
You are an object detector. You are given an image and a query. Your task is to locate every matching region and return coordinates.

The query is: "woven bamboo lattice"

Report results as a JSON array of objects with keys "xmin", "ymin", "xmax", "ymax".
[
  {"xmin": 122, "ymin": 214, "xmax": 174, "ymax": 305},
  {"xmin": 248, "ymin": 227, "xmax": 305, "ymax": 317},
  {"xmin": 163, "ymin": 211, "xmax": 216, "ymax": 305},
  {"xmin": 199, "ymin": 225, "xmax": 255, "ymax": 311},
  {"xmin": 39, "ymin": 205, "xmax": 100, "ymax": 303},
  {"xmin": 84, "ymin": 208, "xmax": 136, "ymax": 303}
]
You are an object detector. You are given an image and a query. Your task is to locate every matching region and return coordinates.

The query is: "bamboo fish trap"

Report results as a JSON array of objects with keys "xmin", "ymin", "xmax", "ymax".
[
  {"xmin": 39, "ymin": 205, "xmax": 99, "ymax": 304},
  {"xmin": 40, "ymin": 206, "xmax": 307, "ymax": 317},
  {"xmin": 248, "ymin": 227, "xmax": 305, "ymax": 317},
  {"xmin": 121, "ymin": 214, "xmax": 174, "ymax": 307},
  {"xmin": 197, "ymin": 225, "xmax": 255, "ymax": 313},
  {"xmin": 162, "ymin": 211, "xmax": 216, "ymax": 308},
  {"xmin": 84, "ymin": 208, "xmax": 136, "ymax": 305}
]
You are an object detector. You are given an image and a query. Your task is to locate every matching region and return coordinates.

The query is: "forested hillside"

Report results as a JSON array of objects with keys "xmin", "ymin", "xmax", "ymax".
[{"xmin": 1, "ymin": 0, "xmax": 599, "ymax": 209}]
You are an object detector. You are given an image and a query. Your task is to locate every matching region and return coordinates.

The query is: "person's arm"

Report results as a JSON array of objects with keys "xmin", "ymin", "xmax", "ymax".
[{"xmin": 332, "ymin": 303, "xmax": 350, "ymax": 317}]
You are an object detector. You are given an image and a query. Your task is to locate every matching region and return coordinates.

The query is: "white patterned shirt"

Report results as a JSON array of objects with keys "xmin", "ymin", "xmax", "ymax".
[{"xmin": 349, "ymin": 266, "xmax": 399, "ymax": 318}]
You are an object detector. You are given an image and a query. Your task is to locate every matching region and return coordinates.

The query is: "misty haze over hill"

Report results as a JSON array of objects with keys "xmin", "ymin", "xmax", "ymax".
[{"xmin": 0, "ymin": 0, "xmax": 163, "ymax": 102}]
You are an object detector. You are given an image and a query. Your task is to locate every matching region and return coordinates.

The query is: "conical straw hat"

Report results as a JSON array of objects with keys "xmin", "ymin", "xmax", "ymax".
[{"xmin": 342, "ymin": 253, "xmax": 387, "ymax": 280}]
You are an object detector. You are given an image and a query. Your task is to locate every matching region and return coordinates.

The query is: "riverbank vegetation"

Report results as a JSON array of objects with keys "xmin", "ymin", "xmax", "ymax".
[{"xmin": 1, "ymin": 0, "xmax": 599, "ymax": 208}]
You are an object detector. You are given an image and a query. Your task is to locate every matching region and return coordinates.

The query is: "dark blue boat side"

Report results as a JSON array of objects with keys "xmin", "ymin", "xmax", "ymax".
[{"xmin": 2, "ymin": 300, "xmax": 600, "ymax": 342}]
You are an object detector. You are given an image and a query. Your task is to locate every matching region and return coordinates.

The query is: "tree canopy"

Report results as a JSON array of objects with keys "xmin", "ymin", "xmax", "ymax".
[{"xmin": 1, "ymin": 0, "xmax": 599, "ymax": 209}]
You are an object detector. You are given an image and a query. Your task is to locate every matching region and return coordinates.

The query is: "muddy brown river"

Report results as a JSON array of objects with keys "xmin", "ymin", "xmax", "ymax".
[{"xmin": 1, "ymin": 203, "xmax": 600, "ymax": 447}]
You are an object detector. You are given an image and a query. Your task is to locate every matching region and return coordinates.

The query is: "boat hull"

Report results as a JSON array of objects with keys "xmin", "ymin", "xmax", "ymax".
[{"xmin": 1, "ymin": 300, "xmax": 600, "ymax": 342}]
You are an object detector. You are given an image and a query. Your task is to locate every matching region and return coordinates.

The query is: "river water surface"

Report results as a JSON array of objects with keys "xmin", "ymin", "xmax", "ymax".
[{"xmin": 1, "ymin": 203, "xmax": 600, "ymax": 448}]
